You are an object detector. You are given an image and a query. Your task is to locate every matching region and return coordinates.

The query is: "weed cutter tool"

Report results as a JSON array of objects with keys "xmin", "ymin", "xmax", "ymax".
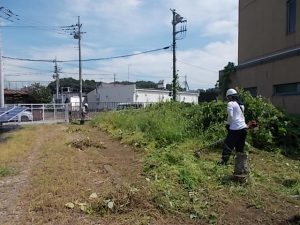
[{"xmin": 194, "ymin": 138, "xmax": 225, "ymax": 158}]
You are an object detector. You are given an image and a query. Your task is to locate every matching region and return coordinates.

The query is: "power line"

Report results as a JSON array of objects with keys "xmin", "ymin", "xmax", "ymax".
[
  {"xmin": 61, "ymin": 71, "xmax": 113, "ymax": 76},
  {"xmin": 0, "ymin": 7, "xmax": 19, "ymax": 22},
  {"xmin": 3, "ymin": 63, "xmax": 53, "ymax": 73},
  {"xmin": 177, "ymin": 59, "xmax": 216, "ymax": 73},
  {"xmin": 2, "ymin": 45, "xmax": 171, "ymax": 63}
]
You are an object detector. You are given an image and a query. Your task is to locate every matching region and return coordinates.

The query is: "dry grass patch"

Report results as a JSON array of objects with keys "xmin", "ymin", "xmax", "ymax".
[
  {"xmin": 0, "ymin": 124, "xmax": 217, "ymax": 225},
  {"xmin": 23, "ymin": 136, "xmax": 102, "ymax": 224},
  {"xmin": 18, "ymin": 124, "xmax": 149, "ymax": 225},
  {"xmin": 0, "ymin": 125, "xmax": 40, "ymax": 175}
]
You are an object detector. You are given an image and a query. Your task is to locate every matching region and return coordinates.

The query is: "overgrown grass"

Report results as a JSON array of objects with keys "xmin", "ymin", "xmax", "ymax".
[
  {"xmin": 90, "ymin": 100, "xmax": 300, "ymax": 222},
  {"xmin": 0, "ymin": 126, "xmax": 39, "ymax": 173}
]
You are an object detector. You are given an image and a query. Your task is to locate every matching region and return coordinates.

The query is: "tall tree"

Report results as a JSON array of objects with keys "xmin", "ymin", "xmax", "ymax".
[
  {"xmin": 215, "ymin": 62, "xmax": 236, "ymax": 98},
  {"xmin": 27, "ymin": 83, "xmax": 52, "ymax": 103}
]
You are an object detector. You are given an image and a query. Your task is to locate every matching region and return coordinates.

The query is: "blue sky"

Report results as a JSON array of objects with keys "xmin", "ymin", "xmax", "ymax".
[{"xmin": 1, "ymin": 0, "xmax": 238, "ymax": 90}]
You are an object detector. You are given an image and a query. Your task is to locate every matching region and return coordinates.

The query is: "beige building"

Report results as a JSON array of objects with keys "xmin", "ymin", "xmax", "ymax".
[{"xmin": 230, "ymin": 0, "xmax": 300, "ymax": 114}]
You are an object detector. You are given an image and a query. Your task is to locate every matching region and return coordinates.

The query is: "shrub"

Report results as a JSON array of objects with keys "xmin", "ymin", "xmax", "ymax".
[
  {"xmin": 239, "ymin": 90, "xmax": 300, "ymax": 155},
  {"xmin": 93, "ymin": 94, "xmax": 300, "ymax": 156}
]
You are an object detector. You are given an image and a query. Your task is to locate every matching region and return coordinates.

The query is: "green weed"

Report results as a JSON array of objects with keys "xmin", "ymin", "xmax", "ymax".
[
  {"xmin": 91, "ymin": 99, "xmax": 300, "ymax": 220},
  {"xmin": 0, "ymin": 167, "xmax": 16, "ymax": 177}
]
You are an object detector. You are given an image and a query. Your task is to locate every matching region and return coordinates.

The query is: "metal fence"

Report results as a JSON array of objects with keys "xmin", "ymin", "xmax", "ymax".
[
  {"xmin": 2, "ymin": 101, "xmax": 161, "ymax": 125},
  {"xmin": 5, "ymin": 103, "xmax": 69, "ymax": 124},
  {"xmin": 88, "ymin": 102, "xmax": 154, "ymax": 112}
]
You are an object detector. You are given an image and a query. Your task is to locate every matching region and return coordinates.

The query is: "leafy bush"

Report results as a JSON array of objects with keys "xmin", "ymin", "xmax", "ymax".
[
  {"xmin": 239, "ymin": 90, "xmax": 300, "ymax": 155},
  {"xmin": 93, "ymin": 95, "xmax": 300, "ymax": 155},
  {"xmin": 91, "ymin": 96, "xmax": 300, "ymax": 221}
]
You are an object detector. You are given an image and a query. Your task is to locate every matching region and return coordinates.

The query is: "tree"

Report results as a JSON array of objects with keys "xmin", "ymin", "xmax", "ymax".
[
  {"xmin": 113, "ymin": 80, "xmax": 161, "ymax": 89},
  {"xmin": 27, "ymin": 83, "xmax": 52, "ymax": 103},
  {"xmin": 135, "ymin": 80, "xmax": 157, "ymax": 89},
  {"xmin": 216, "ymin": 62, "xmax": 236, "ymax": 98},
  {"xmin": 47, "ymin": 77, "xmax": 97, "ymax": 94},
  {"xmin": 198, "ymin": 88, "xmax": 220, "ymax": 102}
]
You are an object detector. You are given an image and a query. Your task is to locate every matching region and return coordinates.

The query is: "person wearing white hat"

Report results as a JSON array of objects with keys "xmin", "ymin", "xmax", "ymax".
[{"xmin": 221, "ymin": 89, "xmax": 249, "ymax": 178}]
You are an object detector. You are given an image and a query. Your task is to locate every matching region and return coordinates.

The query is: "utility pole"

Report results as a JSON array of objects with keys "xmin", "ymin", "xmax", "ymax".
[
  {"xmin": 63, "ymin": 16, "xmax": 85, "ymax": 123},
  {"xmin": 170, "ymin": 9, "xmax": 187, "ymax": 101},
  {"xmin": 71, "ymin": 16, "xmax": 85, "ymax": 124},
  {"xmin": 0, "ymin": 8, "xmax": 19, "ymax": 107},
  {"xmin": 53, "ymin": 58, "xmax": 60, "ymax": 103},
  {"xmin": 0, "ymin": 47, "xmax": 3, "ymax": 108}
]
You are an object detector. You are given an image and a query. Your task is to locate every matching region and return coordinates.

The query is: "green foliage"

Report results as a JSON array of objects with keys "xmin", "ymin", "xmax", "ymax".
[
  {"xmin": 27, "ymin": 83, "xmax": 52, "ymax": 103},
  {"xmin": 239, "ymin": 89, "xmax": 300, "ymax": 155},
  {"xmin": 216, "ymin": 62, "xmax": 236, "ymax": 98},
  {"xmin": 91, "ymin": 98, "xmax": 300, "ymax": 221},
  {"xmin": 93, "ymin": 95, "xmax": 300, "ymax": 155},
  {"xmin": 47, "ymin": 77, "xmax": 97, "ymax": 94},
  {"xmin": 0, "ymin": 167, "xmax": 15, "ymax": 177},
  {"xmin": 135, "ymin": 80, "xmax": 157, "ymax": 89},
  {"xmin": 198, "ymin": 88, "xmax": 220, "ymax": 102}
]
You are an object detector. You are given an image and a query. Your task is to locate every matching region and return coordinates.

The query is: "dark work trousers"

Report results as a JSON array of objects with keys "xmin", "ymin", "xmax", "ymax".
[{"xmin": 222, "ymin": 128, "xmax": 247, "ymax": 163}]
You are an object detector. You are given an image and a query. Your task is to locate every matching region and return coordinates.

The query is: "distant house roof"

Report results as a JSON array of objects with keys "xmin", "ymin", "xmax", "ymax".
[
  {"xmin": 4, "ymin": 89, "xmax": 29, "ymax": 95},
  {"xmin": 4, "ymin": 89, "xmax": 30, "ymax": 104}
]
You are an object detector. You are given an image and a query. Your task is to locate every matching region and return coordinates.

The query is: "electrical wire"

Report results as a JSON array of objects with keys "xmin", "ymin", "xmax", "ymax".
[
  {"xmin": 3, "ymin": 63, "xmax": 53, "ymax": 73},
  {"xmin": 2, "ymin": 45, "xmax": 171, "ymax": 63},
  {"xmin": 61, "ymin": 71, "xmax": 113, "ymax": 76},
  {"xmin": 177, "ymin": 59, "xmax": 216, "ymax": 73}
]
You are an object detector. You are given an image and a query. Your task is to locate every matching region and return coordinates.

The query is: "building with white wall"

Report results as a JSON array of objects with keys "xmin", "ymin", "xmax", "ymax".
[{"xmin": 87, "ymin": 83, "xmax": 199, "ymax": 110}]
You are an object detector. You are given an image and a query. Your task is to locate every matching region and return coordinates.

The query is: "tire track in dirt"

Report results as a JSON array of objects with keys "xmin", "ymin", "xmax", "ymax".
[{"xmin": 0, "ymin": 125, "xmax": 65, "ymax": 225}]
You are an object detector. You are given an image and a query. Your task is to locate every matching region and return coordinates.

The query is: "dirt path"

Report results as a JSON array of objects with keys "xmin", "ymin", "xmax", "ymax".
[
  {"xmin": 0, "ymin": 124, "xmax": 197, "ymax": 225},
  {"xmin": 0, "ymin": 125, "xmax": 63, "ymax": 225}
]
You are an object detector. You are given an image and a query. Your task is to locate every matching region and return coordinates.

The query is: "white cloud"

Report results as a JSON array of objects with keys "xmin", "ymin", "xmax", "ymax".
[{"xmin": 3, "ymin": 0, "xmax": 239, "ymax": 90}]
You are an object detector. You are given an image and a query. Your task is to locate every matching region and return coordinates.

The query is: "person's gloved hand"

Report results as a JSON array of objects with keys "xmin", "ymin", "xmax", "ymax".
[{"xmin": 248, "ymin": 120, "xmax": 258, "ymax": 129}]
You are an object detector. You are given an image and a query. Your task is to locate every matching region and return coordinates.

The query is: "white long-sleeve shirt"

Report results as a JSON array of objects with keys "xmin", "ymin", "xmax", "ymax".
[{"xmin": 227, "ymin": 101, "xmax": 247, "ymax": 130}]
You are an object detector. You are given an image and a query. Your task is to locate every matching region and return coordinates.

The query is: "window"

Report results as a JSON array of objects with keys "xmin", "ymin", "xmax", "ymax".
[
  {"xmin": 274, "ymin": 82, "xmax": 300, "ymax": 95},
  {"xmin": 244, "ymin": 87, "xmax": 257, "ymax": 96},
  {"xmin": 287, "ymin": 0, "xmax": 296, "ymax": 33}
]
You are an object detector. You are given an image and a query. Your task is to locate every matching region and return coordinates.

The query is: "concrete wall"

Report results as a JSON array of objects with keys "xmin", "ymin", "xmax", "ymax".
[
  {"xmin": 177, "ymin": 92, "xmax": 199, "ymax": 103},
  {"xmin": 231, "ymin": 56, "xmax": 300, "ymax": 114},
  {"xmin": 97, "ymin": 84, "xmax": 135, "ymax": 103},
  {"xmin": 87, "ymin": 89, "xmax": 97, "ymax": 110},
  {"xmin": 135, "ymin": 89, "xmax": 198, "ymax": 103},
  {"xmin": 234, "ymin": 0, "xmax": 300, "ymax": 114},
  {"xmin": 135, "ymin": 89, "xmax": 171, "ymax": 102},
  {"xmin": 239, "ymin": 0, "xmax": 300, "ymax": 63}
]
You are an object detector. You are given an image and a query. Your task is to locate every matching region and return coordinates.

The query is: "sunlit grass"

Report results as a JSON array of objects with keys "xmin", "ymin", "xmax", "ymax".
[
  {"xmin": 91, "ymin": 102, "xmax": 300, "ymax": 222},
  {"xmin": 0, "ymin": 126, "xmax": 38, "ymax": 170}
]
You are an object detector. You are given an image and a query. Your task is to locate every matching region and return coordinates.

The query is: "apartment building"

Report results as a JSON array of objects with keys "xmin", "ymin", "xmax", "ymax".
[{"xmin": 230, "ymin": 0, "xmax": 300, "ymax": 114}]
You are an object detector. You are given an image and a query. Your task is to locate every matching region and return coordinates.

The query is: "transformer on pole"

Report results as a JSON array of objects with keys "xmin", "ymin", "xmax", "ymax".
[{"xmin": 170, "ymin": 9, "xmax": 187, "ymax": 101}]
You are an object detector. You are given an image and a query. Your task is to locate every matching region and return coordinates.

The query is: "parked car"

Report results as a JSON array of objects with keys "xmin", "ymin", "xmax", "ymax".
[{"xmin": 17, "ymin": 110, "xmax": 33, "ymax": 122}]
